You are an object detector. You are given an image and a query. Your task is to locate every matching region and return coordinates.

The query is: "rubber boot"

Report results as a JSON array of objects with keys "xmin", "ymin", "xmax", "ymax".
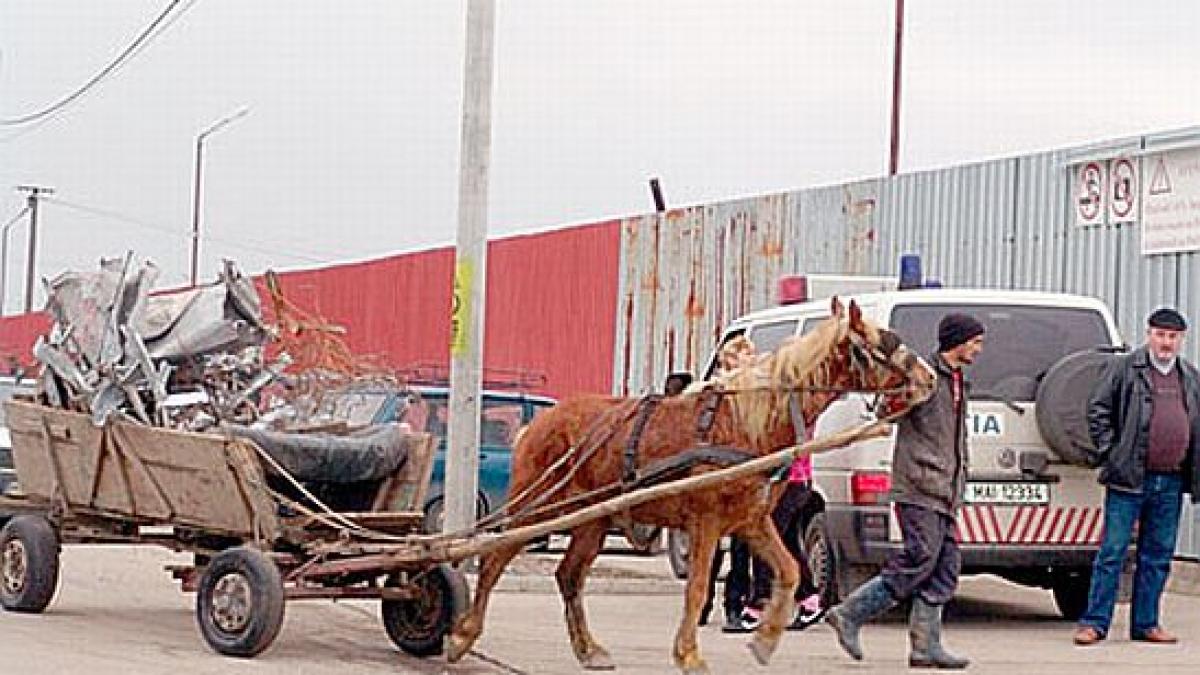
[
  {"xmin": 825, "ymin": 576, "xmax": 897, "ymax": 660},
  {"xmin": 909, "ymin": 597, "xmax": 970, "ymax": 669}
]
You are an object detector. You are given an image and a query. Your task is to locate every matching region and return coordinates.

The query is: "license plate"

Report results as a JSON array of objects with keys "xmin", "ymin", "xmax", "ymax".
[{"xmin": 965, "ymin": 482, "xmax": 1049, "ymax": 505}]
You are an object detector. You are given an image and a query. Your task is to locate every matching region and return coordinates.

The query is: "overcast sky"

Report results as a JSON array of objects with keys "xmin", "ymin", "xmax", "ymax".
[{"xmin": 1, "ymin": 1, "xmax": 1199, "ymax": 311}]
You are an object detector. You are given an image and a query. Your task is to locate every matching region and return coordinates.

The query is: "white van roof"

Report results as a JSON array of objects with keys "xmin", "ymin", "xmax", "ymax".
[{"xmin": 727, "ymin": 288, "xmax": 1116, "ymax": 331}]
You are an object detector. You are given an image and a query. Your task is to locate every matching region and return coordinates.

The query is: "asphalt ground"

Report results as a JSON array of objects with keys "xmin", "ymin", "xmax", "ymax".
[{"xmin": 1, "ymin": 538, "xmax": 1198, "ymax": 674}]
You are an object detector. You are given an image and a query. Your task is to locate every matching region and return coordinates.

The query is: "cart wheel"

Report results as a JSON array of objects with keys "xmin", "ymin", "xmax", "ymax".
[
  {"xmin": 0, "ymin": 515, "xmax": 60, "ymax": 613},
  {"xmin": 381, "ymin": 563, "xmax": 469, "ymax": 657},
  {"xmin": 195, "ymin": 546, "xmax": 285, "ymax": 658}
]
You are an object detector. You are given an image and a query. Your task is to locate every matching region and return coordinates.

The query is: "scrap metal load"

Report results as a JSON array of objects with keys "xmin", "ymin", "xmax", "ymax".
[{"xmin": 28, "ymin": 254, "xmax": 406, "ymax": 486}]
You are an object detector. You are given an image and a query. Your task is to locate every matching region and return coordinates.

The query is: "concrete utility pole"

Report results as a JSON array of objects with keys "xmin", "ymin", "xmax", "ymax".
[
  {"xmin": 444, "ymin": 0, "xmax": 496, "ymax": 534},
  {"xmin": 888, "ymin": 0, "xmax": 905, "ymax": 176},
  {"xmin": 15, "ymin": 185, "xmax": 54, "ymax": 313},
  {"xmin": 190, "ymin": 107, "xmax": 250, "ymax": 287},
  {"xmin": 0, "ymin": 204, "xmax": 30, "ymax": 316}
]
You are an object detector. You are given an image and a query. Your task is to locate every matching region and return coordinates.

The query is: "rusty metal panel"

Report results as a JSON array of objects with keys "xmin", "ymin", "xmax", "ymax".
[
  {"xmin": 793, "ymin": 181, "xmax": 883, "ymax": 277},
  {"xmin": 612, "ymin": 194, "xmax": 794, "ymax": 396}
]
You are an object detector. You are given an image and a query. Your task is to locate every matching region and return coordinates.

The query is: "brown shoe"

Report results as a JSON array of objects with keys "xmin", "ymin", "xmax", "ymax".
[
  {"xmin": 1073, "ymin": 627, "xmax": 1104, "ymax": 646},
  {"xmin": 1133, "ymin": 627, "xmax": 1178, "ymax": 644}
]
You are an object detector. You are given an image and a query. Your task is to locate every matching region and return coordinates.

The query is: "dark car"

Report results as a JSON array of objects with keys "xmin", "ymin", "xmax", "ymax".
[{"xmin": 373, "ymin": 386, "xmax": 556, "ymax": 533}]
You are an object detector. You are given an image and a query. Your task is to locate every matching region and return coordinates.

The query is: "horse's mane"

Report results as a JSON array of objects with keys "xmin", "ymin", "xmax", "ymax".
[{"xmin": 713, "ymin": 312, "xmax": 854, "ymax": 446}]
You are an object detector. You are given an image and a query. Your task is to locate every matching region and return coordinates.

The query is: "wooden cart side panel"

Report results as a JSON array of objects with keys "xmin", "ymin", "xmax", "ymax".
[
  {"xmin": 6, "ymin": 403, "xmax": 99, "ymax": 509},
  {"xmin": 4, "ymin": 400, "xmax": 279, "ymax": 540},
  {"xmin": 371, "ymin": 432, "xmax": 435, "ymax": 513}
]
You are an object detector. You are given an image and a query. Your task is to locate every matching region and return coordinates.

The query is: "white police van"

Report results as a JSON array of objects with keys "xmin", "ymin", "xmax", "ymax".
[{"xmin": 699, "ymin": 267, "xmax": 1123, "ymax": 619}]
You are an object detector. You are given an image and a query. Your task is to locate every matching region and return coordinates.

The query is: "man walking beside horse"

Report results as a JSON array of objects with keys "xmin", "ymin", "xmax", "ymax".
[{"xmin": 827, "ymin": 313, "xmax": 985, "ymax": 669}]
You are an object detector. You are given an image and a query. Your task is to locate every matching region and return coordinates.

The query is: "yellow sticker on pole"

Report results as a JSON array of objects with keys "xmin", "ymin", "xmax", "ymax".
[{"xmin": 451, "ymin": 260, "xmax": 473, "ymax": 356}]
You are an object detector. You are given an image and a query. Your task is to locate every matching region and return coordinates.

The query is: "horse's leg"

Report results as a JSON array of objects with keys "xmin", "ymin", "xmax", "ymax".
[
  {"xmin": 556, "ymin": 519, "xmax": 614, "ymax": 670},
  {"xmin": 672, "ymin": 522, "xmax": 720, "ymax": 675},
  {"xmin": 446, "ymin": 541, "xmax": 524, "ymax": 663},
  {"xmin": 738, "ymin": 515, "xmax": 800, "ymax": 666}
]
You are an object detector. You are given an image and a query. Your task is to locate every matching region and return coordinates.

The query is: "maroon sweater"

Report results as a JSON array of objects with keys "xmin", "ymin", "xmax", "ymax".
[{"xmin": 1147, "ymin": 367, "xmax": 1190, "ymax": 473}]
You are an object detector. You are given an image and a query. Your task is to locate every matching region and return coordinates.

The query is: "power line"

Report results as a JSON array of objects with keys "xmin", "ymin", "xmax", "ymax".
[
  {"xmin": 0, "ymin": 0, "xmax": 195, "ymax": 127},
  {"xmin": 42, "ymin": 196, "xmax": 333, "ymax": 265}
]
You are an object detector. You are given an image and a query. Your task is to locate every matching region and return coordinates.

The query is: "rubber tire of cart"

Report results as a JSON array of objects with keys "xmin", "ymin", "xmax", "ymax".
[
  {"xmin": 381, "ymin": 563, "xmax": 470, "ymax": 658},
  {"xmin": 0, "ymin": 515, "xmax": 60, "ymax": 613},
  {"xmin": 422, "ymin": 494, "xmax": 488, "ymax": 536},
  {"xmin": 667, "ymin": 528, "xmax": 690, "ymax": 580},
  {"xmin": 195, "ymin": 546, "xmax": 286, "ymax": 658}
]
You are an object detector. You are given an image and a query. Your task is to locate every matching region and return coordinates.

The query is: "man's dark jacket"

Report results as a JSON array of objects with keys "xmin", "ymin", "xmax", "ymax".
[
  {"xmin": 891, "ymin": 353, "xmax": 969, "ymax": 516},
  {"xmin": 1087, "ymin": 346, "xmax": 1200, "ymax": 502}
]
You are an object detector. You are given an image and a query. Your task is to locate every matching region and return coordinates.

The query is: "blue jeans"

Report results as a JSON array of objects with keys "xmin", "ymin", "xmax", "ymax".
[{"xmin": 1079, "ymin": 473, "xmax": 1183, "ymax": 638}]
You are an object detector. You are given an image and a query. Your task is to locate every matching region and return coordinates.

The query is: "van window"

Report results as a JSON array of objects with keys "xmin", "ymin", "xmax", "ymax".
[
  {"xmin": 748, "ymin": 320, "xmax": 799, "ymax": 354},
  {"xmin": 890, "ymin": 304, "xmax": 1112, "ymax": 401},
  {"xmin": 799, "ymin": 316, "xmax": 829, "ymax": 337},
  {"xmin": 702, "ymin": 328, "xmax": 747, "ymax": 380}
]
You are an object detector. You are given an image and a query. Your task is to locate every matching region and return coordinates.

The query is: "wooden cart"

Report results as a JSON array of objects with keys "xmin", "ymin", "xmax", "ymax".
[{"xmin": 0, "ymin": 398, "xmax": 464, "ymax": 659}]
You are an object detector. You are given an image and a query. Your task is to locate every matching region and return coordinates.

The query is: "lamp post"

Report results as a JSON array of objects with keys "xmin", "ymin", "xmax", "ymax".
[
  {"xmin": 190, "ymin": 107, "xmax": 250, "ymax": 287},
  {"xmin": 0, "ymin": 204, "xmax": 30, "ymax": 316}
]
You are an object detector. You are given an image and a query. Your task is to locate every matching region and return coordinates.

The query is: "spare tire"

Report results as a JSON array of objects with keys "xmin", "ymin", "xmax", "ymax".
[{"xmin": 1036, "ymin": 349, "xmax": 1122, "ymax": 466}]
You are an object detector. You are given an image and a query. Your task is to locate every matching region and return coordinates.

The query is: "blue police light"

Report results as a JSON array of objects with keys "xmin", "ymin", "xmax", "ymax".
[{"xmin": 898, "ymin": 254, "xmax": 923, "ymax": 290}]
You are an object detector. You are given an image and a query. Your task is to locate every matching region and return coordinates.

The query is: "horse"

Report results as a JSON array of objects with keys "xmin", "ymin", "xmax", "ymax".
[{"xmin": 446, "ymin": 297, "xmax": 936, "ymax": 673}]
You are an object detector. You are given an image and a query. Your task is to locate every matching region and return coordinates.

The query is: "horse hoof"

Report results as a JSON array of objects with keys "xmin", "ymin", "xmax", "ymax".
[
  {"xmin": 747, "ymin": 636, "xmax": 777, "ymax": 666},
  {"xmin": 446, "ymin": 632, "xmax": 474, "ymax": 663},
  {"xmin": 581, "ymin": 651, "xmax": 617, "ymax": 671}
]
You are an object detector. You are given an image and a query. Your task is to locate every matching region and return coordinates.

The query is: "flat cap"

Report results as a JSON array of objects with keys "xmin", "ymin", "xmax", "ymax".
[{"xmin": 1148, "ymin": 307, "xmax": 1187, "ymax": 331}]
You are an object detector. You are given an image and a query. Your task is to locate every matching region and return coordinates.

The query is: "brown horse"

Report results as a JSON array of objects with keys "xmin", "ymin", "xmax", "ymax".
[{"xmin": 447, "ymin": 298, "xmax": 936, "ymax": 673}]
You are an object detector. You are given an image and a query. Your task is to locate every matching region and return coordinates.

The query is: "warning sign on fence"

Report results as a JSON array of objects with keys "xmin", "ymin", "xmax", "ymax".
[
  {"xmin": 1141, "ymin": 146, "xmax": 1200, "ymax": 255},
  {"xmin": 1108, "ymin": 157, "xmax": 1138, "ymax": 224},
  {"xmin": 1075, "ymin": 161, "xmax": 1106, "ymax": 226}
]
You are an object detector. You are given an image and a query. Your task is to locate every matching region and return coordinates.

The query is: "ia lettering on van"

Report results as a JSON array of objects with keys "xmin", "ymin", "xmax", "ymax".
[{"xmin": 968, "ymin": 412, "xmax": 1003, "ymax": 437}]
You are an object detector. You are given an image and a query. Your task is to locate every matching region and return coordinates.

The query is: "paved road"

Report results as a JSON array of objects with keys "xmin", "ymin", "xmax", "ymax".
[{"xmin": 1, "ymin": 545, "xmax": 1198, "ymax": 674}]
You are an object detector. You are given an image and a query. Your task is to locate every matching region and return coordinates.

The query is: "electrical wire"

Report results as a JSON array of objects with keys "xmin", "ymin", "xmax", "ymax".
[
  {"xmin": 42, "ymin": 196, "xmax": 335, "ymax": 265},
  {"xmin": 0, "ymin": 0, "xmax": 195, "ymax": 126}
]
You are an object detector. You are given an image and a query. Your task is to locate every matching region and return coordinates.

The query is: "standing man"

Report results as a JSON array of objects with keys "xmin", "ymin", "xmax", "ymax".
[
  {"xmin": 827, "ymin": 313, "xmax": 984, "ymax": 670},
  {"xmin": 1074, "ymin": 308, "xmax": 1200, "ymax": 646}
]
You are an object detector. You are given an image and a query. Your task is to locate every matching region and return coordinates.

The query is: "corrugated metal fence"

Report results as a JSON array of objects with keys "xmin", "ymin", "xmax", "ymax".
[{"xmin": 614, "ymin": 127, "xmax": 1200, "ymax": 559}]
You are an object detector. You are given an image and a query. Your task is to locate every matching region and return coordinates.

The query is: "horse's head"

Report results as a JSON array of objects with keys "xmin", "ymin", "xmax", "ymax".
[{"xmin": 829, "ymin": 296, "xmax": 936, "ymax": 418}]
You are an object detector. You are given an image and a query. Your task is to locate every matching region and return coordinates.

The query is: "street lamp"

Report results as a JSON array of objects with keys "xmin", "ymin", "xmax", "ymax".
[
  {"xmin": 190, "ymin": 106, "xmax": 250, "ymax": 287},
  {"xmin": 0, "ymin": 204, "xmax": 30, "ymax": 316}
]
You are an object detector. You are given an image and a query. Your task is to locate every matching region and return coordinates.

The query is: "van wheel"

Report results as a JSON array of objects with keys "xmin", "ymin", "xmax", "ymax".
[
  {"xmin": 804, "ymin": 513, "xmax": 839, "ymax": 608},
  {"xmin": 667, "ymin": 529, "xmax": 690, "ymax": 579},
  {"xmin": 1052, "ymin": 571, "xmax": 1091, "ymax": 620},
  {"xmin": 624, "ymin": 524, "xmax": 663, "ymax": 555}
]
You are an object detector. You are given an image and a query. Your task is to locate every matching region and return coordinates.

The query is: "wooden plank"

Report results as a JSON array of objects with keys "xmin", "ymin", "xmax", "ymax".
[{"xmin": 371, "ymin": 432, "xmax": 435, "ymax": 513}]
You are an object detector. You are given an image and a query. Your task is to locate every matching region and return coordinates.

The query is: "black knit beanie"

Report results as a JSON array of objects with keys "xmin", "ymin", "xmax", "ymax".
[{"xmin": 938, "ymin": 313, "xmax": 985, "ymax": 353}]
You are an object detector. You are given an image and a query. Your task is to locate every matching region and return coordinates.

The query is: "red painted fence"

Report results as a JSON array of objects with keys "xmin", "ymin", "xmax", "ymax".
[{"xmin": 0, "ymin": 220, "xmax": 622, "ymax": 399}]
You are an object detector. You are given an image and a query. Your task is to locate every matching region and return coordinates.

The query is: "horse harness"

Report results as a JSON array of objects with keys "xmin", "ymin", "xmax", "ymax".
[
  {"xmin": 620, "ymin": 387, "xmax": 753, "ymax": 490},
  {"xmin": 618, "ymin": 328, "xmax": 911, "ymax": 491}
]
